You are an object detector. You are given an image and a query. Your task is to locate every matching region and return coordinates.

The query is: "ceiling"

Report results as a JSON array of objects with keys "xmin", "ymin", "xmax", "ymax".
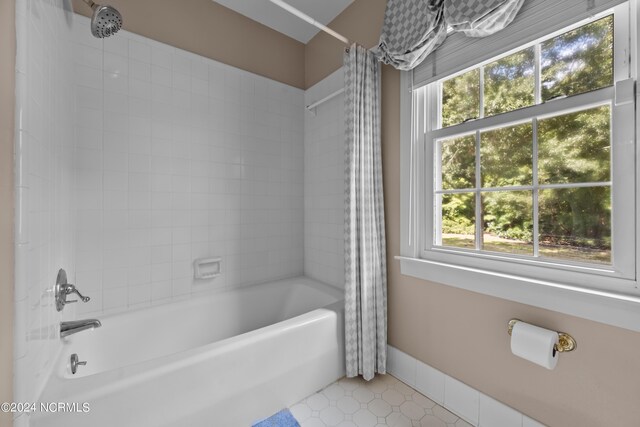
[{"xmin": 214, "ymin": 0, "xmax": 354, "ymax": 44}]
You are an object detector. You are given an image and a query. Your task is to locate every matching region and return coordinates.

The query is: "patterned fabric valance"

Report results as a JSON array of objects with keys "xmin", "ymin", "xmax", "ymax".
[
  {"xmin": 377, "ymin": 0, "xmax": 525, "ymax": 70},
  {"xmin": 445, "ymin": 0, "xmax": 525, "ymax": 37},
  {"xmin": 376, "ymin": 0, "xmax": 447, "ymax": 71}
]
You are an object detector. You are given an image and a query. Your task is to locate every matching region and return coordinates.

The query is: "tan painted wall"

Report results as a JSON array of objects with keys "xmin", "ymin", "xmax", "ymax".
[
  {"xmin": 0, "ymin": 0, "xmax": 15, "ymax": 424},
  {"xmin": 309, "ymin": 1, "xmax": 640, "ymax": 426},
  {"xmin": 71, "ymin": 0, "xmax": 306, "ymax": 88},
  {"xmin": 304, "ymin": 0, "xmax": 387, "ymax": 88}
]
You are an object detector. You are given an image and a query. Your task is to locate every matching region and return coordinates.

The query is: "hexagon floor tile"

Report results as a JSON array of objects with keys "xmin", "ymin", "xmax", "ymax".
[{"xmin": 290, "ymin": 374, "xmax": 471, "ymax": 427}]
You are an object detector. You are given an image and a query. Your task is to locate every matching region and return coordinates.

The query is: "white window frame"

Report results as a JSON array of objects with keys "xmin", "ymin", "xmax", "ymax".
[{"xmin": 398, "ymin": 2, "xmax": 640, "ymax": 332}]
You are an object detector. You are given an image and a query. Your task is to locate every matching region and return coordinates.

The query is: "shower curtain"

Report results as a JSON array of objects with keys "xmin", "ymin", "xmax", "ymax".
[
  {"xmin": 344, "ymin": 44, "xmax": 387, "ymax": 381},
  {"xmin": 343, "ymin": 0, "xmax": 525, "ymax": 381}
]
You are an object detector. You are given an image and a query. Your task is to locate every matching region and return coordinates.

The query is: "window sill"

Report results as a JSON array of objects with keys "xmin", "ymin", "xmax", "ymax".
[{"xmin": 396, "ymin": 256, "xmax": 640, "ymax": 332}]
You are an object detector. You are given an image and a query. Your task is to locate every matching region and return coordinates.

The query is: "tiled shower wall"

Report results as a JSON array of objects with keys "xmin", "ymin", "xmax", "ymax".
[
  {"xmin": 14, "ymin": 0, "xmax": 76, "ymax": 422},
  {"xmin": 15, "ymin": 3, "xmax": 314, "ymax": 415},
  {"xmin": 304, "ymin": 69, "xmax": 345, "ymax": 289},
  {"xmin": 72, "ymin": 16, "xmax": 305, "ymax": 317}
]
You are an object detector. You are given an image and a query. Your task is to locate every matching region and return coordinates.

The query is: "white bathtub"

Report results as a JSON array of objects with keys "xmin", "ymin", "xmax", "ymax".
[{"xmin": 32, "ymin": 277, "xmax": 345, "ymax": 427}]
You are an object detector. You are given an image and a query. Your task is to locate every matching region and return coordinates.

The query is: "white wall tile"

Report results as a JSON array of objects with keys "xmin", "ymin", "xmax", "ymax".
[
  {"xmin": 128, "ymin": 283, "xmax": 151, "ymax": 306},
  {"xmin": 523, "ymin": 416, "xmax": 547, "ymax": 427},
  {"xmin": 129, "ymin": 40, "xmax": 151, "ymax": 63},
  {"xmin": 388, "ymin": 346, "xmax": 543, "ymax": 427},
  {"xmin": 445, "ymin": 376, "xmax": 480, "ymax": 425},
  {"xmin": 103, "ymin": 287, "xmax": 128, "ymax": 311},
  {"xmin": 104, "ymin": 52, "xmax": 129, "ymax": 75},
  {"xmin": 130, "ymin": 78, "xmax": 152, "ymax": 100},
  {"xmin": 303, "ymin": 70, "xmax": 344, "ymax": 289},
  {"xmin": 67, "ymin": 19, "xmax": 304, "ymax": 318},
  {"xmin": 76, "ymin": 64, "xmax": 103, "ymax": 89},
  {"xmin": 103, "ymin": 34, "xmax": 129, "ymax": 56},
  {"xmin": 75, "ymin": 43, "xmax": 102, "ymax": 69},
  {"xmin": 151, "ymin": 48, "xmax": 173, "ymax": 71},
  {"xmin": 152, "ymin": 65, "xmax": 172, "ymax": 87},
  {"xmin": 388, "ymin": 346, "xmax": 417, "ymax": 387},
  {"xmin": 479, "ymin": 393, "xmax": 523, "ymax": 427},
  {"xmin": 416, "ymin": 359, "xmax": 446, "ymax": 405},
  {"xmin": 14, "ymin": 0, "xmax": 77, "ymax": 405},
  {"xmin": 104, "ymin": 72, "xmax": 128, "ymax": 94}
]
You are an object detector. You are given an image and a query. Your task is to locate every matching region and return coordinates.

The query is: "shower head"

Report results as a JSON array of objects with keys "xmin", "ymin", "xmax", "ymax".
[{"xmin": 82, "ymin": 0, "xmax": 122, "ymax": 38}]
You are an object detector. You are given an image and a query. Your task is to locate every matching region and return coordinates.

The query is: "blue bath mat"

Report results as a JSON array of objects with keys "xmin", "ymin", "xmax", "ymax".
[{"xmin": 252, "ymin": 409, "xmax": 300, "ymax": 427}]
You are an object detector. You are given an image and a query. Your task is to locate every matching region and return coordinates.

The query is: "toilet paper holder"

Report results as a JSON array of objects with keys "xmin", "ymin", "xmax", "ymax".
[{"xmin": 508, "ymin": 319, "xmax": 577, "ymax": 353}]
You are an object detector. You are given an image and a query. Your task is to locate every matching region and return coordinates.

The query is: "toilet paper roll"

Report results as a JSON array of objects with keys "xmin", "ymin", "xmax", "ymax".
[{"xmin": 510, "ymin": 321, "xmax": 559, "ymax": 370}]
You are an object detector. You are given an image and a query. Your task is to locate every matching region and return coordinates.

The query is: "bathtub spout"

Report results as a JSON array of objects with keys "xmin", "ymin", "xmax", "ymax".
[{"xmin": 60, "ymin": 319, "xmax": 102, "ymax": 338}]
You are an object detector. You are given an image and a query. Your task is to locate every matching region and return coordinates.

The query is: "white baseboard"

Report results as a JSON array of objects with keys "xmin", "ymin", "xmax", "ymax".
[{"xmin": 386, "ymin": 345, "xmax": 546, "ymax": 427}]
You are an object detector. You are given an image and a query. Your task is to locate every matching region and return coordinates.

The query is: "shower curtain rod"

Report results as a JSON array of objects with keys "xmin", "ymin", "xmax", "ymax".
[
  {"xmin": 269, "ymin": 0, "xmax": 351, "ymax": 46},
  {"xmin": 306, "ymin": 87, "xmax": 344, "ymax": 112}
]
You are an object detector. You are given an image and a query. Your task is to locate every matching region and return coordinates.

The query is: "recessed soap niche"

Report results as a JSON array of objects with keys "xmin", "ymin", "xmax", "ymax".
[{"xmin": 194, "ymin": 257, "xmax": 222, "ymax": 280}]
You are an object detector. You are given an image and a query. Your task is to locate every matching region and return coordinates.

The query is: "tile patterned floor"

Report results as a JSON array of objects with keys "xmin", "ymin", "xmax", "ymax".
[{"xmin": 290, "ymin": 374, "xmax": 473, "ymax": 427}]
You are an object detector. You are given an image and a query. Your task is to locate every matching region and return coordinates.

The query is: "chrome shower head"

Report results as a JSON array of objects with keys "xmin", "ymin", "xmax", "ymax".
[{"xmin": 82, "ymin": 0, "xmax": 122, "ymax": 38}]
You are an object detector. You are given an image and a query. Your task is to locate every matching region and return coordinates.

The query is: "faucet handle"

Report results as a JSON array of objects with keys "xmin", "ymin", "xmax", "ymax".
[
  {"xmin": 55, "ymin": 269, "xmax": 92, "ymax": 311},
  {"xmin": 64, "ymin": 284, "xmax": 91, "ymax": 303}
]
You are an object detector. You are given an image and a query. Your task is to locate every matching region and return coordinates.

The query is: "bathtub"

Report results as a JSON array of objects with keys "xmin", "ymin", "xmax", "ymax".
[{"xmin": 31, "ymin": 277, "xmax": 345, "ymax": 427}]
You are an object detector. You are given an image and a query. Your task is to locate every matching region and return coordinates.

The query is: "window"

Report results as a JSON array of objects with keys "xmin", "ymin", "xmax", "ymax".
[{"xmin": 408, "ymin": 6, "xmax": 637, "ymax": 295}]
